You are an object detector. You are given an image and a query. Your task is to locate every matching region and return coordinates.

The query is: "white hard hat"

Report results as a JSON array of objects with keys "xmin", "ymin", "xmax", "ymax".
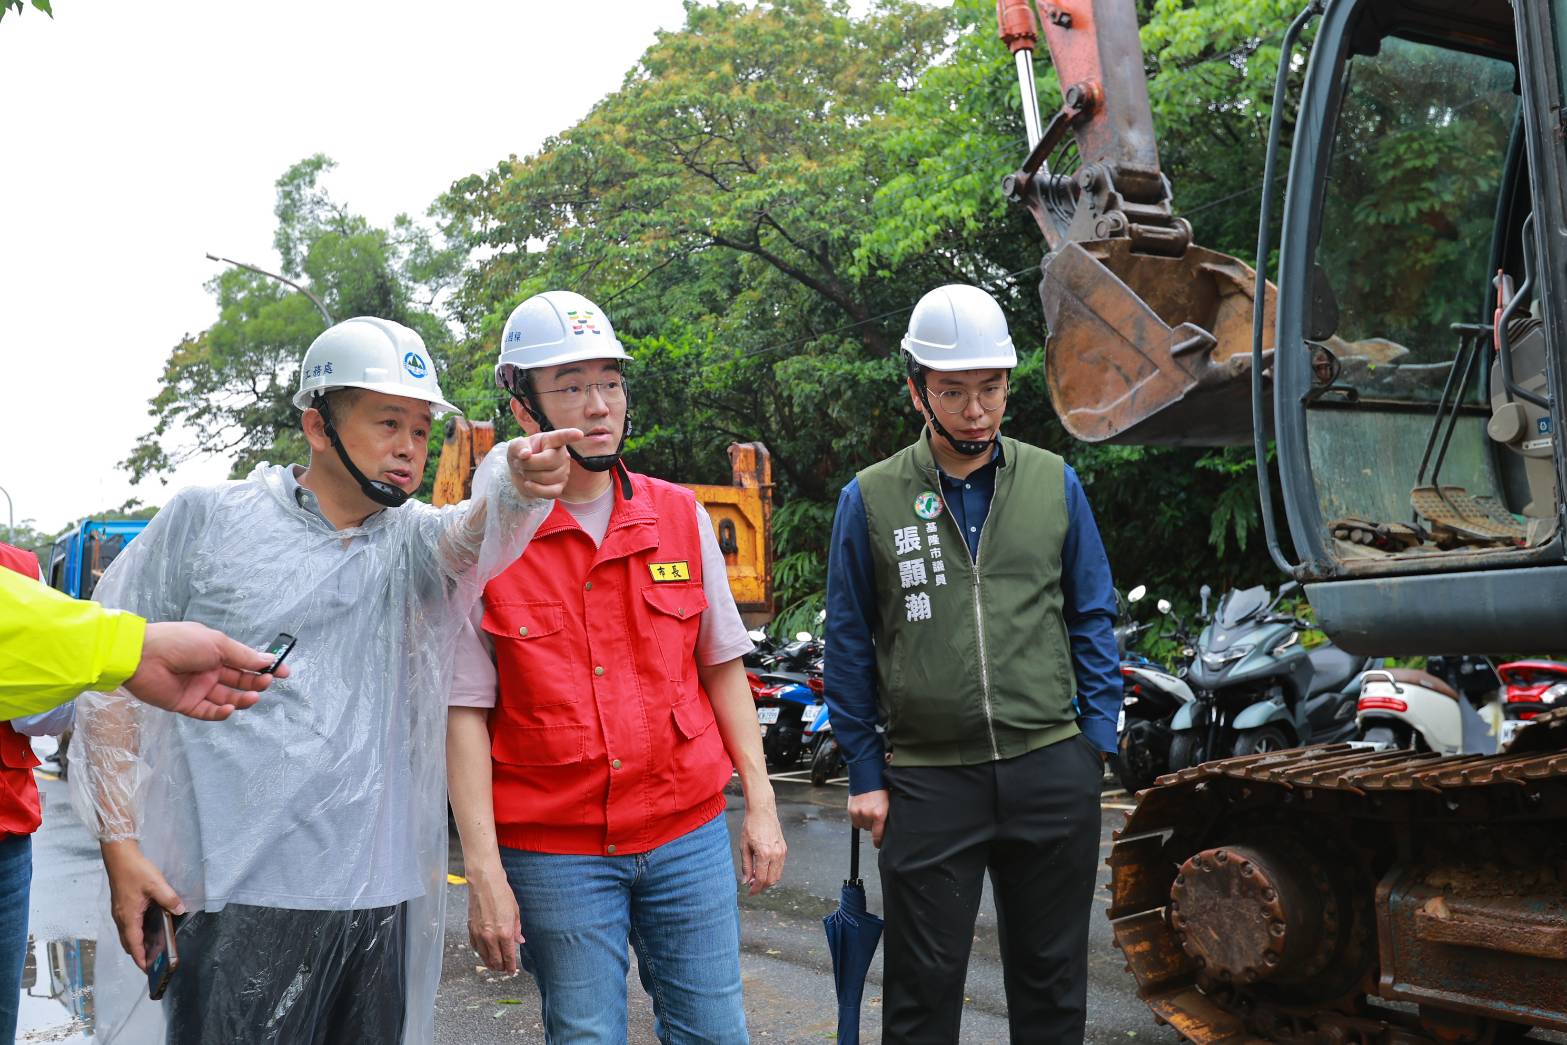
[
  {"xmin": 901, "ymin": 284, "xmax": 1018, "ymax": 371},
  {"xmin": 292, "ymin": 317, "xmax": 461, "ymax": 416},
  {"xmin": 494, "ymin": 290, "xmax": 631, "ymax": 389}
]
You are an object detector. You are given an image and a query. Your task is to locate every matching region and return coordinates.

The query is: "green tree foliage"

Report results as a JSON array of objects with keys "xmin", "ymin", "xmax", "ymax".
[
  {"xmin": 1313, "ymin": 38, "xmax": 1517, "ymax": 356},
  {"xmin": 128, "ymin": 0, "xmax": 1341, "ymax": 629},
  {"xmin": 0, "ymin": 0, "xmax": 52, "ymax": 23},
  {"xmin": 125, "ymin": 155, "xmax": 460, "ymax": 485}
]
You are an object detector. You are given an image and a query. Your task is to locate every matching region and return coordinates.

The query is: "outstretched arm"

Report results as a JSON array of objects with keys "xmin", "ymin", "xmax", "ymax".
[{"xmin": 429, "ymin": 429, "xmax": 584, "ymax": 582}]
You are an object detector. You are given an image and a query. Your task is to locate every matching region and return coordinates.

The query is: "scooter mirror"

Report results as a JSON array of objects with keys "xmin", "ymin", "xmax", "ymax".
[
  {"xmin": 747, "ymin": 629, "xmax": 768, "ymax": 642},
  {"xmin": 1128, "ymin": 584, "xmax": 1147, "ymax": 603},
  {"xmin": 1157, "ymin": 598, "xmax": 1172, "ymax": 615},
  {"xmin": 795, "ymin": 631, "xmax": 813, "ymax": 642},
  {"xmin": 815, "ymin": 609, "xmax": 826, "ymax": 623},
  {"xmin": 1199, "ymin": 584, "xmax": 1212, "ymax": 618}
]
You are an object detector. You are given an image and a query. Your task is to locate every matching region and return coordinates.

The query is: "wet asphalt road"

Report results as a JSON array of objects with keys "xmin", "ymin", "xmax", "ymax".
[{"xmin": 23, "ymin": 757, "xmax": 1170, "ymax": 1044}]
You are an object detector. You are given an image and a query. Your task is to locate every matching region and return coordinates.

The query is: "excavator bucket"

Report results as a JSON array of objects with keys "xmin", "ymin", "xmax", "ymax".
[{"xmin": 1041, "ymin": 238, "xmax": 1276, "ymax": 445}]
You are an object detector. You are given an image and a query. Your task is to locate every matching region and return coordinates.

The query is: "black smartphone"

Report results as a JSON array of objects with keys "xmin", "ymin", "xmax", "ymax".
[
  {"xmin": 144, "ymin": 905, "xmax": 180, "ymax": 1000},
  {"xmin": 262, "ymin": 632, "xmax": 297, "ymax": 674}
]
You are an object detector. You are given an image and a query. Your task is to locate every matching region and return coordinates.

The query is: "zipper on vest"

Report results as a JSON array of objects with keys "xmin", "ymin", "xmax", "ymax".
[{"xmin": 937, "ymin": 481, "xmax": 1000, "ymax": 761}]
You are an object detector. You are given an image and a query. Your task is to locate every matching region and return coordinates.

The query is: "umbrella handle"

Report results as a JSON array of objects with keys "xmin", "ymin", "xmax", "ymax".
[{"xmin": 850, "ymin": 826, "xmax": 861, "ymax": 883}]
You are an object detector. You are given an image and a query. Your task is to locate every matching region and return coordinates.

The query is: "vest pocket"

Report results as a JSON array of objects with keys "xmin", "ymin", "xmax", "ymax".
[
  {"xmin": 671, "ymin": 696, "xmax": 716, "ymax": 741},
  {"xmin": 481, "ymin": 600, "xmax": 577, "ymax": 708},
  {"xmin": 639, "ymin": 584, "xmax": 708, "ymax": 683},
  {"xmin": 0, "ymin": 728, "xmax": 41, "ymax": 770},
  {"xmin": 491, "ymin": 724, "xmax": 587, "ymax": 767}
]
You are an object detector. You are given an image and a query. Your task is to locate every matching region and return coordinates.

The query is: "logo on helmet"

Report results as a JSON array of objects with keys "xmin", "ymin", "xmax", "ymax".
[
  {"xmin": 913, "ymin": 491, "xmax": 943, "ymax": 520},
  {"xmin": 565, "ymin": 310, "xmax": 600, "ymax": 336},
  {"xmin": 403, "ymin": 352, "xmax": 428, "ymax": 379}
]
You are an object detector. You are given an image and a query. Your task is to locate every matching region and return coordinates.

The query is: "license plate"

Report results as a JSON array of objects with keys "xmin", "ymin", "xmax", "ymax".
[
  {"xmin": 757, "ymin": 707, "xmax": 780, "ymax": 725},
  {"xmin": 802, "ymin": 705, "xmax": 818, "ymax": 723},
  {"xmin": 1117, "ymin": 708, "xmax": 1126, "ymax": 733},
  {"xmin": 1499, "ymin": 719, "xmax": 1526, "ymax": 747}
]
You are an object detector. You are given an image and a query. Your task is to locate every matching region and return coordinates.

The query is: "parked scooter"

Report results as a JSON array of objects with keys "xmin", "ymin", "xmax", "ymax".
[
  {"xmin": 805, "ymin": 702, "xmax": 843, "ymax": 785},
  {"xmin": 1356, "ymin": 655, "xmax": 1502, "ymax": 755},
  {"xmin": 754, "ymin": 672, "xmax": 819, "ymax": 770},
  {"xmin": 751, "ymin": 617, "xmax": 827, "ymax": 771},
  {"xmin": 1169, "ymin": 581, "xmax": 1370, "ymax": 769},
  {"xmin": 1113, "ymin": 585, "xmax": 1197, "ymax": 793},
  {"xmin": 1496, "ymin": 659, "xmax": 1567, "ymax": 747}
]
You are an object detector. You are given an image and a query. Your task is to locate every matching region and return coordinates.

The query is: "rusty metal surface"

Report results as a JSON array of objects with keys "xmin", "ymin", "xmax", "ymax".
[
  {"xmin": 1109, "ymin": 741, "xmax": 1567, "ymax": 1042},
  {"xmin": 1041, "ymin": 239, "xmax": 1275, "ymax": 445},
  {"xmin": 1171, "ymin": 846, "xmax": 1329, "ymax": 987},
  {"xmin": 1410, "ymin": 486, "xmax": 1527, "ymax": 546},
  {"xmin": 1378, "ymin": 865, "xmax": 1567, "ymax": 1032},
  {"xmin": 431, "ymin": 418, "xmax": 497, "ymax": 507}
]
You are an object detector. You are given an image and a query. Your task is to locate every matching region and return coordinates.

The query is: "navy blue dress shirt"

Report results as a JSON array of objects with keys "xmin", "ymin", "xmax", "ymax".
[{"xmin": 824, "ymin": 442, "xmax": 1121, "ymax": 795}]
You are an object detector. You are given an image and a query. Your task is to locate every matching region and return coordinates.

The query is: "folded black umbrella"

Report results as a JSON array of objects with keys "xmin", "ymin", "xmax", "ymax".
[{"xmin": 822, "ymin": 827, "xmax": 884, "ymax": 1045}]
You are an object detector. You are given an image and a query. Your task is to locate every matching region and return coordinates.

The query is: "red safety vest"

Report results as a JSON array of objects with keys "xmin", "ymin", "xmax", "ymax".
[
  {"xmin": 0, "ymin": 544, "xmax": 43, "ymax": 838},
  {"xmin": 482, "ymin": 472, "xmax": 732, "ymax": 856}
]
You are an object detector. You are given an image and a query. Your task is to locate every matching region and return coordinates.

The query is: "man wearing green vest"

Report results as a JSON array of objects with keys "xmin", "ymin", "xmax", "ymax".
[{"xmin": 823, "ymin": 284, "xmax": 1120, "ymax": 1042}]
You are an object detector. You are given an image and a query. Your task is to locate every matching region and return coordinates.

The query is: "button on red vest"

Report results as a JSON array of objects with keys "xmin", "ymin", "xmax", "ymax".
[
  {"xmin": 0, "ymin": 544, "xmax": 43, "ymax": 838},
  {"xmin": 482, "ymin": 473, "xmax": 732, "ymax": 856}
]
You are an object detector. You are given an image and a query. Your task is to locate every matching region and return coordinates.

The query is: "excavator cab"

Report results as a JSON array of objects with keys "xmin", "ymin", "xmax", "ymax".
[
  {"xmin": 1001, "ymin": 0, "xmax": 1567, "ymax": 654},
  {"xmin": 1271, "ymin": 0, "xmax": 1567, "ymax": 654}
]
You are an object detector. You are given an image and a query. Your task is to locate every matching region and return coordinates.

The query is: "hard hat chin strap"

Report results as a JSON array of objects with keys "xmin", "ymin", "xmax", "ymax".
[
  {"xmin": 912, "ymin": 369, "xmax": 995, "ymax": 457},
  {"xmin": 510, "ymin": 377, "xmax": 635, "ymax": 500},
  {"xmin": 313, "ymin": 396, "xmax": 411, "ymax": 509}
]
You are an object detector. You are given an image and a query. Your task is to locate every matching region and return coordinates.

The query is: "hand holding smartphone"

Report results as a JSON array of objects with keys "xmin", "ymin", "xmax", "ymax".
[{"xmin": 143, "ymin": 905, "xmax": 181, "ymax": 1000}]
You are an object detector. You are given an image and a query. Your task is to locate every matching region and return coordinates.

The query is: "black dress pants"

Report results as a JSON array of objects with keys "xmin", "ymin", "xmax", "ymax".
[{"xmin": 879, "ymin": 733, "xmax": 1103, "ymax": 1044}]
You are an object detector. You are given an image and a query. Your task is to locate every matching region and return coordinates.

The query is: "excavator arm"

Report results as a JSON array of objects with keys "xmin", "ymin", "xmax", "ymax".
[{"xmin": 997, "ymin": 0, "xmax": 1274, "ymax": 445}]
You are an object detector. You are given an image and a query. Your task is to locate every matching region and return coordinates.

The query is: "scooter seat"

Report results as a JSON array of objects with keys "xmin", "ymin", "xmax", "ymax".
[
  {"xmin": 1306, "ymin": 646, "xmax": 1368, "ymax": 696},
  {"xmin": 1386, "ymin": 668, "xmax": 1459, "ymax": 701}
]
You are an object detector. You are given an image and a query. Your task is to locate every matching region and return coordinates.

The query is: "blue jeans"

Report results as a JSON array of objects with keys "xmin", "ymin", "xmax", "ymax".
[
  {"xmin": 0, "ymin": 834, "xmax": 32, "ymax": 1043},
  {"xmin": 499, "ymin": 814, "xmax": 748, "ymax": 1045}
]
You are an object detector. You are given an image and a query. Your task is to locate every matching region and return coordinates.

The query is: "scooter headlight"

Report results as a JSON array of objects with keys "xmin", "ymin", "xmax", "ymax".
[
  {"xmin": 1201, "ymin": 643, "xmax": 1254, "ymax": 670},
  {"xmin": 1542, "ymin": 682, "xmax": 1567, "ymax": 706}
]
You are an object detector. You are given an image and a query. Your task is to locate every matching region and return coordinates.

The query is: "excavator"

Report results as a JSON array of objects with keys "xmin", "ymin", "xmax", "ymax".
[{"xmin": 997, "ymin": 0, "xmax": 1567, "ymax": 1040}]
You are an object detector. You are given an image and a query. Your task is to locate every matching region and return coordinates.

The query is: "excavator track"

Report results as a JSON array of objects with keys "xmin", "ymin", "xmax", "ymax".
[{"xmin": 1108, "ymin": 709, "xmax": 1567, "ymax": 1044}]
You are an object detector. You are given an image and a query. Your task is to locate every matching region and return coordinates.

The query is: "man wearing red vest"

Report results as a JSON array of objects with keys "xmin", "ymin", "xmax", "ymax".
[{"xmin": 448, "ymin": 290, "xmax": 786, "ymax": 1043}]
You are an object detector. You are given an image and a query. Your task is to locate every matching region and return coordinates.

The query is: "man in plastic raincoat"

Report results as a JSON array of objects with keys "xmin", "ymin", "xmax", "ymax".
[
  {"xmin": 70, "ymin": 318, "xmax": 582, "ymax": 1045},
  {"xmin": 2, "ymin": 548, "xmax": 282, "ymax": 1042}
]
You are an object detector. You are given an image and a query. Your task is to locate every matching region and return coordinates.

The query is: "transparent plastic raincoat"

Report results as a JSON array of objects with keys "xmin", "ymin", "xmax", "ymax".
[{"xmin": 70, "ymin": 448, "xmax": 547, "ymax": 1044}]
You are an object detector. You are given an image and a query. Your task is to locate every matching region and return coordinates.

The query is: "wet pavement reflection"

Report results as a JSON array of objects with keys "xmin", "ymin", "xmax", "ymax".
[{"xmin": 16, "ymin": 935, "xmax": 93, "ymax": 1043}]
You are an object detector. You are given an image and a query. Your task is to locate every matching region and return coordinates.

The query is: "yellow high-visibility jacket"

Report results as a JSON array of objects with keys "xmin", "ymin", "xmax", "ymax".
[{"xmin": 0, "ymin": 567, "xmax": 145, "ymax": 717}]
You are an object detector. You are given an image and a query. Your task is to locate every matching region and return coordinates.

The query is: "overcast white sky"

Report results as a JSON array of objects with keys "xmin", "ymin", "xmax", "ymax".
[{"xmin": 0, "ymin": 0, "xmax": 691, "ymax": 534}]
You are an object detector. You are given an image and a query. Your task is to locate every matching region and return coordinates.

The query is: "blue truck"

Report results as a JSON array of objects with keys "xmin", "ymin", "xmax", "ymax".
[{"xmin": 45, "ymin": 518, "xmax": 148, "ymax": 599}]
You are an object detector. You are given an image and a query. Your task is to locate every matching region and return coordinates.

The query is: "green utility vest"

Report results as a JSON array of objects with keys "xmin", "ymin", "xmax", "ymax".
[{"xmin": 856, "ymin": 434, "xmax": 1077, "ymax": 766}]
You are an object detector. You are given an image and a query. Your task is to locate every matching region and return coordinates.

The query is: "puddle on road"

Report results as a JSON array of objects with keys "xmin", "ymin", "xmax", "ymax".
[{"xmin": 16, "ymin": 936, "xmax": 93, "ymax": 1043}]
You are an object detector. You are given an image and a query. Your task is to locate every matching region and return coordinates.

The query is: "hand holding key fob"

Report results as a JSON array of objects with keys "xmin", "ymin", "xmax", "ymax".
[{"xmin": 262, "ymin": 632, "xmax": 297, "ymax": 675}]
